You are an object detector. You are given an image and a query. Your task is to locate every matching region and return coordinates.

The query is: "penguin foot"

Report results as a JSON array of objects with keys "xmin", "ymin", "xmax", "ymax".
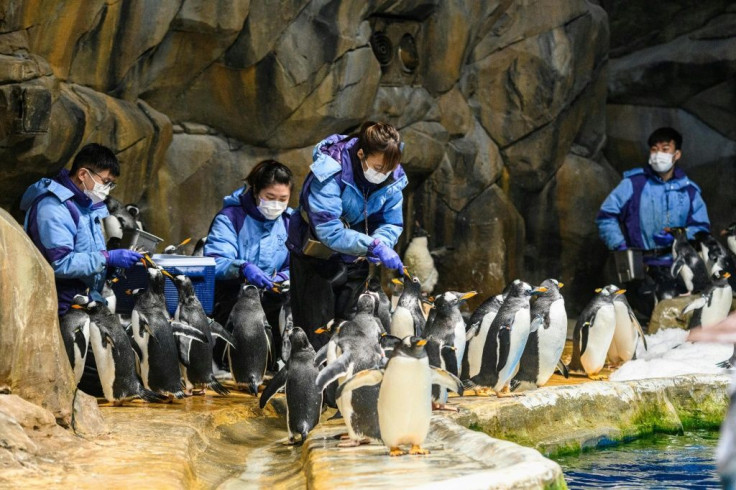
[
  {"xmin": 389, "ymin": 447, "xmax": 407, "ymax": 457},
  {"xmin": 431, "ymin": 402, "xmax": 459, "ymax": 412},
  {"xmin": 192, "ymin": 389, "xmax": 206, "ymax": 396},
  {"xmin": 282, "ymin": 438, "xmax": 298, "ymax": 446},
  {"xmin": 471, "ymin": 387, "xmax": 492, "ymax": 397},
  {"xmin": 112, "ymin": 400, "xmax": 124, "ymax": 407},
  {"xmin": 586, "ymin": 374, "xmax": 608, "ymax": 381},
  {"xmin": 409, "ymin": 445, "xmax": 430, "ymax": 456}
]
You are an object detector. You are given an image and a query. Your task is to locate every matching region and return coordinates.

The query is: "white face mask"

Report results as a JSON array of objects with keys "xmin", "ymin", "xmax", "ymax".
[
  {"xmin": 649, "ymin": 151, "xmax": 675, "ymax": 173},
  {"xmin": 258, "ymin": 198, "xmax": 287, "ymax": 220},
  {"xmin": 82, "ymin": 170, "xmax": 111, "ymax": 204},
  {"xmin": 363, "ymin": 166, "xmax": 390, "ymax": 184}
]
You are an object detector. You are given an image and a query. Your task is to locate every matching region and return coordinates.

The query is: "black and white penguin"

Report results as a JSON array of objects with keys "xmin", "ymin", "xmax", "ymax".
[
  {"xmin": 463, "ymin": 293, "xmax": 504, "ymax": 380},
  {"xmin": 723, "ymin": 223, "xmax": 736, "ymax": 257},
  {"xmin": 606, "ymin": 285, "xmax": 648, "ymax": 367},
  {"xmin": 682, "ymin": 271, "xmax": 733, "ymax": 330},
  {"xmin": 260, "ymin": 327, "xmax": 323, "ymax": 445},
  {"xmin": 670, "ymin": 227, "xmax": 711, "ymax": 294},
  {"xmin": 695, "ymin": 232, "xmax": 736, "ymax": 289},
  {"xmin": 192, "ymin": 237, "xmax": 207, "ymax": 257},
  {"xmin": 568, "ymin": 286, "xmax": 618, "ymax": 379},
  {"xmin": 465, "ymin": 280, "xmax": 543, "ymax": 397},
  {"xmin": 335, "ymin": 336, "xmax": 463, "ymax": 456},
  {"xmin": 73, "ymin": 295, "xmax": 166, "ymax": 405},
  {"xmin": 423, "ymin": 290, "xmax": 477, "ymax": 380},
  {"xmin": 390, "ymin": 274, "xmax": 426, "ymax": 339},
  {"xmin": 367, "ymin": 275, "xmax": 392, "ymax": 333},
  {"xmin": 173, "ymin": 275, "xmax": 233, "ymax": 396},
  {"xmin": 513, "ymin": 279, "xmax": 568, "ymax": 391},
  {"xmin": 226, "ymin": 284, "xmax": 271, "ymax": 395},
  {"xmin": 402, "ymin": 225, "xmax": 438, "ymax": 294},
  {"xmin": 163, "ymin": 237, "xmax": 192, "ymax": 255},
  {"xmin": 59, "ymin": 305, "xmax": 91, "ymax": 385}
]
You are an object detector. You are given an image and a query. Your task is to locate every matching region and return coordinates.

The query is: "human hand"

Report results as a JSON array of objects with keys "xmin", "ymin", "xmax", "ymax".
[
  {"xmin": 105, "ymin": 249, "xmax": 143, "ymax": 269},
  {"xmin": 653, "ymin": 231, "xmax": 674, "ymax": 247},
  {"xmin": 240, "ymin": 262, "xmax": 274, "ymax": 289},
  {"xmin": 367, "ymin": 241, "xmax": 404, "ymax": 274}
]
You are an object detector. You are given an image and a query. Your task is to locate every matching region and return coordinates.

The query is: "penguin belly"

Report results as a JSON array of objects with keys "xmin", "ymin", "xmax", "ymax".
[
  {"xmin": 391, "ymin": 307, "xmax": 415, "ymax": 339},
  {"xmin": 536, "ymin": 300, "xmax": 567, "ymax": 386},
  {"xmin": 88, "ymin": 322, "xmax": 118, "ymax": 401},
  {"xmin": 378, "ymin": 356, "xmax": 432, "ymax": 448},
  {"xmin": 580, "ymin": 305, "xmax": 616, "ymax": 375},
  {"xmin": 728, "ymin": 236, "xmax": 736, "ymax": 256},
  {"xmin": 702, "ymin": 286, "xmax": 733, "ymax": 328},
  {"xmin": 607, "ymin": 303, "xmax": 638, "ymax": 364},
  {"xmin": 467, "ymin": 311, "xmax": 497, "ymax": 379},
  {"xmin": 494, "ymin": 309, "xmax": 531, "ymax": 392},
  {"xmin": 453, "ymin": 318, "xmax": 466, "ymax": 375}
]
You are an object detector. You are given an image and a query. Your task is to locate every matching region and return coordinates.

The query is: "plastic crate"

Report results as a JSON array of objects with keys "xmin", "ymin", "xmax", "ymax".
[{"xmin": 111, "ymin": 254, "xmax": 216, "ymax": 316}]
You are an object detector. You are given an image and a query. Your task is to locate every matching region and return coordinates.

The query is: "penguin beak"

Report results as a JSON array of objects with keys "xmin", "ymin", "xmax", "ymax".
[
  {"xmin": 531, "ymin": 286, "xmax": 547, "ymax": 295},
  {"xmin": 557, "ymin": 282, "xmax": 564, "ymax": 288},
  {"xmin": 725, "ymin": 273, "xmax": 732, "ymax": 279},
  {"xmin": 460, "ymin": 291, "xmax": 478, "ymax": 301},
  {"xmin": 125, "ymin": 289, "xmax": 133, "ymax": 295},
  {"xmin": 314, "ymin": 327, "xmax": 326, "ymax": 334},
  {"xmin": 161, "ymin": 269, "xmax": 175, "ymax": 280},
  {"xmin": 178, "ymin": 237, "xmax": 192, "ymax": 248},
  {"xmin": 111, "ymin": 277, "xmax": 119, "ymax": 284},
  {"xmin": 403, "ymin": 267, "xmax": 410, "ymax": 277},
  {"xmin": 391, "ymin": 278, "xmax": 403, "ymax": 286},
  {"xmin": 721, "ymin": 229, "xmax": 728, "ymax": 237},
  {"xmin": 70, "ymin": 304, "xmax": 84, "ymax": 309},
  {"xmin": 594, "ymin": 288, "xmax": 602, "ymax": 293},
  {"xmin": 615, "ymin": 289, "xmax": 627, "ymax": 295},
  {"xmin": 416, "ymin": 339, "xmax": 427, "ymax": 346}
]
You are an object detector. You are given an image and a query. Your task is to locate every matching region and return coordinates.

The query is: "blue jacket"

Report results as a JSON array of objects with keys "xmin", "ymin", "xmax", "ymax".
[
  {"xmin": 204, "ymin": 187, "xmax": 292, "ymax": 281},
  {"xmin": 20, "ymin": 169, "xmax": 110, "ymax": 315},
  {"xmin": 596, "ymin": 166, "xmax": 710, "ymax": 255},
  {"xmin": 287, "ymin": 134, "xmax": 408, "ymax": 261}
]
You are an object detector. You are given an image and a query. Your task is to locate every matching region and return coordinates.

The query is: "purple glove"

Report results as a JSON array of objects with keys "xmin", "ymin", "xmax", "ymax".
[
  {"xmin": 104, "ymin": 249, "xmax": 143, "ymax": 269},
  {"xmin": 241, "ymin": 262, "xmax": 273, "ymax": 289},
  {"xmin": 367, "ymin": 240, "xmax": 404, "ymax": 275},
  {"xmin": 653, "ymin": 231, "xmax": 674, "ymax": 247},
  {"xmin": 615, "ymin": 242, "xmax": 628, "ymax": 251},
  {"xmin": 274, "ymin": 271, "xmax": 289, "ymax": 283}
]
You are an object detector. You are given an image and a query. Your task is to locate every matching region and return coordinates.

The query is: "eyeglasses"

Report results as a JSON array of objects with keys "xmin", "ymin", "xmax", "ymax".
[{"xmin": 84, "ymin": 168, "xmax": 117, "ymax": 190}]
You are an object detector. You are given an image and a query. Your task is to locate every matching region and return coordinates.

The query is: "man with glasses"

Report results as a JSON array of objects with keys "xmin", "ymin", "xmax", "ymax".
[{"xmin": 20, "ymin": 143, "xmax": 143, "ymax": 315}]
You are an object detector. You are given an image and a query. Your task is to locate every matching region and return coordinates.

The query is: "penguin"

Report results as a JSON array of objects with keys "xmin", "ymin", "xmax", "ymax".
[
  {"xmin": 334, "ymin": 336, "xmax": 463, "ymax": 456},
  {"xmin": 172, "ymin": 275, "xmax": 233, "ymax": 396},
  {"xmin": 226, "ymin": 284, "xmax": 271, "ymax": 395},
  {"xmin": 465, "ymin": 280, "xmax": 543, "ymax": 396},
  {"xmin": 124, "ymin": 203, "xmax": 144, "ymax": 230},
  {"xmin": 724, "ymin": 223, "xmax": 736, "ymax": 257},
  {"xmin": 351, "ymin": 291, "xmax": 386, "ymax": 338},
  {"xmin": 513, "ymin": 279, "xmax": 568, "ymax": 391},
  {"xmin": 670, "ymin": 227, "xmax": 711, "ymax": 294},
  {"xmin": 390, "ymin": 273, "xmax": 426, "ymax": 339},
  {"xmin": 101, "ymin": 278, "xmax": 118, "ymax": 315},
  {"xmin": 606, "ymin": 285, "xmax": 648, "ymax": 367},
  {"xmin": 367, "ymin": 274, "xmax": 392, "ymax": 333},
  {"xmin": 568, "ymin": 286, "xmax": 619, "ymax": 380},
  {"xmin": 260, "ymin": 327, "xmax": 323, "ymax": 445},
  {"xmin": 130, "ymin": 264, "xmax": 207, "ymax": 398},
  {"xmin": 59, "ymin": 306, "xmax": 91, "ymax": 384},
  {"xmin": 695, "ymin": 232, "xmax": 736, "ymax": 289},
  {"xmin": 402, "ymin": 224, "xmax": 438, "ymax": 294},
  {"xmin": 423, "ymin": 291, "xmax": 477, "ymax": 378},
  {"xmin": 682, "ymin": 271, "xmax": 733, "ymax": 330},
  {"xmin": 463, "ymin": 293, "xmax": 504, "ymax": 380},
  {"xmin": 73, "ymin": 295, "xmax": 167, "ymax": 405},
  {"xmin": 163, "ymin": 237, "xmax": 192, "ymax": 255}
]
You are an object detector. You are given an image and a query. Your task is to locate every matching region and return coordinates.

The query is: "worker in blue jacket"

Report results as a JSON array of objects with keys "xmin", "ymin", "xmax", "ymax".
[
  {"xmin": 205, "ymin": 160, "xmax": 293, "ymax": 364},
  {"xmin": 596, "ymin": 127, "xmax": 710, "ymax": 317},
  {"xmin": 287, "ymin": 121, "xmax": 407, "ymax": 347},
  {"xmin": 20, "ymin": 143, "xmax": 143, "ymax": 316}
]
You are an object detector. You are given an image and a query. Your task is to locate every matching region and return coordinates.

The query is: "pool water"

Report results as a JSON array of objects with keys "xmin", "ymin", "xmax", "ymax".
[{"xmin": 555, "ymin": 430, "xmax": 721, "ymax": 489}]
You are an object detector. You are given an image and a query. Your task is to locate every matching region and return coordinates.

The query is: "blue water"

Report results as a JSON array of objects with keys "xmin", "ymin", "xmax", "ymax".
[{"xmin": 556, "ymin": 430, "xmax": 721, "ymax": 489}]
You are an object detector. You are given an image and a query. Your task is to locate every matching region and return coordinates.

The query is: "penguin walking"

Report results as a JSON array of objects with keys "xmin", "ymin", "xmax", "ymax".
[
  {"xmin": 173, "ymin": 275, "xmax": 233, "ymax": 396},
  {"xmin": 260, "ymin": 327, "xmax": 323, "ymax": 445},
  {"xmin": 227, "ymin": 284, "xmax": 271, "ymax": 395},
  {"xmin": 463, "ymin": 293, "xmax": 504, "ymax": 380},
  {"xmin": 402, "ymin": 224, "xmax": 438, "ymax": 294},
  {"xmin": 59, "ymin": 307, "xmax": 91, "ymax": 384},
  {"xmin": 465, "ymin": 280, "xmax": 543, "ymax": 397},
  {"xmin": 367, "ymin": 275, "xmax": 392, "ymax": 333},
  {"xmin": 73, "ymin": 295, "xmax": 167, "ymax": 405},
  {"xmin": 568, "ymin": 286, "xmax": 619, "ymax": 380},
  {"xmin": 513, "ymin": 279, "xmax": 568, "ymax": 391},
  {"xmin": 606, "ymin": 286, "xmax": 648, "ymax": 367},
  {"xmin": 390, "ymin": 274, "xmax": 426, "ymax": 339},
  {"xmin": 335, "ymin": 336, "xmax": 463, "ymax": 456},
  {"xmin": 670, "ymin": 227, "xmax": 711, "ymax": 294}
]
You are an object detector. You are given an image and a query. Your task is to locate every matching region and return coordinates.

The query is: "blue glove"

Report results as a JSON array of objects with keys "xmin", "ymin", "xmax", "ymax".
[
  {"xmin": 615, "ymin": 242, "xmax": 628, "ymax": 251},
  {"xmin": 241, "ymin": 262, "xmax": 274, "ymax": 289},
  {"xmin": 367, "ymin": 240, "xmax": 404, "ymax": 275},
  {"xmin": 105, "ymin": 249, "xmax": 143, "ymax": 269},
  {"xmin": 653, "ymin": 231, "xmax": 674, "ymax": 247},
  {"xmin": 274, "ymin": 271, "xmax": 289, "ymax": 283}
]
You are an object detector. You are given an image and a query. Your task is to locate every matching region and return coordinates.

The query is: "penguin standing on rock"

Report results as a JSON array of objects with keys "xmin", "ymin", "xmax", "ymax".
[
  {"xmin": 670, "ymin": 227, "xmax": 711, "ymax": 294},
  {"xmin": 59, "ymin": 307, "xmax": 91, "ymax": 385},
  {"xmin": 466, "ymin": 280, "xmax": 544, "ymax": 397},
  {"xmin": 569, "ymin": 286, "xmax": 619, "ymax": 380},
  {"xmin": 390, "ymin": 273, "xmax": 426, "ymax": 339},
  {"xmin": 402, "ymin": 224, "xmax": 438, "ymax": 294},
  {"xmin": 260, "ymin": 327, "xmax": 323, "ymax": 445},
  {"xmin": 682, "ymin": 271, "xmax": 733, "ymax": 331},
  {"xmin": 463, "ymin": 293, "xmax": 505, "ymax": 380},
  {"xmin": 513, "ymin": 279, "xmax": 568, "ymax": 391},
  {"xmin": 335, "ymin": 336, "xmax": 463, "ymax": 457},
  {"xmin": 423, "ymin": 290, "xmax": 477, "ymax": 382},
  {"xmin": 606, "ymin": 285, "xmax": 648, "ymax": 367}
]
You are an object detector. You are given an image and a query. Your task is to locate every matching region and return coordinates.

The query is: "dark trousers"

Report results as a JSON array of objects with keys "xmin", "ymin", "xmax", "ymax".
[{"xmin": 290, "ymin": 253, "xmax": 370, "ymax": 349}]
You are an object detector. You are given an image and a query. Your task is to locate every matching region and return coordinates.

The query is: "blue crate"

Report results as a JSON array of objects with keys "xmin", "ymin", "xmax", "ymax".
[{"xmin": 111, "ymin": 254, "xmax": 216, "ymax": 316}]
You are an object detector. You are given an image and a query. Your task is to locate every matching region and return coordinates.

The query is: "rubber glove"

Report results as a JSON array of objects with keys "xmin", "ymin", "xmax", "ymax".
[
  {"xmin": 274, "ymin": 271, "xmax": 289, "ymax": 283},
  {"xmin": 615, "ymin": 242, "xmax": 628, "ymax": 251},
  {"xmin": 653, "ymin": 230, "xmax": 674, "ymax": 247},
  {"xmin": 104, "ymin": 249, "xmax": 143, "ymax": 269},
  {"xmin": 367, "ymin": 240, "xmax": 404, "ymax": 275},
  {"xmin": 240, "ymin": 262, "xmax": 274, "ymax": 289}
]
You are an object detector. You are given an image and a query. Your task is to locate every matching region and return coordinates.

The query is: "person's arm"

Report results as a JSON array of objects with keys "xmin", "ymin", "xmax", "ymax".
[
  {"xmin": 370, "ymin": 189, "xmax": 404, "ymax": 249},
  {"xmin": 595, "ymin": 179, "xmax": 633, "ymax": 250},
  {"xmin": 204, "ymin": 214, "xmax": 243, "ymax": 280},
  {"xmin": 35, "ymin": 198, "xmax": 107, "ymax": 278},
  {"xmin": 685, "ymin": 187, "xmax": 711, "ymax": 240}
]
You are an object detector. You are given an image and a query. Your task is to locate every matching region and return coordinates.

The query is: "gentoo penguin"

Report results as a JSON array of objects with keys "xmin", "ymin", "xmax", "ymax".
[
  {"xmin": 335, "ymin": 336, "xmax": 463, "ymax": 456},
  {"xmin": 367, "ymin": 275, "xmax": 392, "ymax": 333},
  {"xmin": 682, "ymin": 271, "xmax": 733, "ymax": 330},
  {"xmin": 59, "ymin": 306, "xmax": 91, "ymax": 384},
  {"xmin": 466, "ymin": 280, "xmax": 543, "ymax": 396},
  {"xmin": 402, "ymin": 224, "xmax": 438, "ymax": 294},
  {"xmin": 390, "ymin": 273, "xmax": 426, "ymax": 339},
  {"xmin": 695, "ymin": 232, "xmax": 736, "ymax": 288},
  {"xmin": 463, "ymin": 293, "xmax": 504, "ymax": 380},
  {"xmin": 568, "ymin": 286, "xmax": 619, "ymax": 379},
  {"xmin": 260, "ymin": 327, "xmax": 323, "ymax": 445},
  {"xmin": 724, "ymin": 223, "xmax": 736, "ymax": 257},
  {"xmin": 670, "ymin": 227, "xmax": 711, "ymax": 294},
  {"xmin": 73, "ymin": 295, "xmax": 166, "ymax": 405},
  {"xmin": 130, "ymin": 264, "xmax": 206, "ymax": 398},
  {"xmin": 423, "ymin": 290, "xmax": 477, "ymax": 379},
  {"xmin": 227, "ymin": 284, "xmax": 271, "ymax": 395},
  {"xmin": 606, "ymin": 285, "xmax": 648, "ymax": 367},
  {"xmin": 163, "ymin": 237, "xmax": 192, "ymax": 255},
  {"xmin": 173, "ymin": 275, "xmax": 233, "ymax": 396},
  {"xmin": 513, "ymin": 279, "xmax": 568, "ymax": 391}
]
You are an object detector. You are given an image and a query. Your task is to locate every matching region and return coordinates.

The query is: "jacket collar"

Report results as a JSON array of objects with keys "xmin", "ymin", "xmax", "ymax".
[
  {"xmin": 55, "ymin": 169, "xmax": 105, "ymax": 210},
  {"xmin": 240, "ymin": 188, "xmax": 268, "ymax": 222},
  {"xmin": 643, "ymin": 164, "xmax": 687, "ymax": 183}
]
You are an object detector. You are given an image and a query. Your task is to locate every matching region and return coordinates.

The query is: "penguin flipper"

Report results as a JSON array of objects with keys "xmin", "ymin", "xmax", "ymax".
[
  {"xmin": 334, "ymin": 369, "xmax": 383, "ymax": 400},
  {"xmin": 671, "ymin": 256, "xmax": 686, "ymax": 279},
  {"xmin": 681, "ymin": 297, "xmax": 708, "ymax": 317},
  {"xmin": 441, "ymin": 344, "xmax": 459, "ymax": 376},
  {"xmin": 430, "ymin": 367, "xmax": 463, "ymax": 394},
  {"xmin": 425, "ymin": 339, "xmax": 442, "ymax": 369},
  {"xmin": 496, "ymin": 326, "xmax": 511, "ymax": 374},
  {"xmin": 314, "ymin": 343, "xmax": 328, "ymax": 367},
  {"xmin": 530, "ymin": 314, "xmax": 544, "ymax": 334},
  {"xmin": 580, "ymin": 321, "xmax": 590, "ymax": 356},
  {"xmin": 465, "ymin": 322, "xmax": 480, "ymax": 342},
  {"xmin": 259, "ymin": 367, "xmax": 288, "ymax": 409},
  {"xmin": 209, "ymin": 319, "xmax": 235, "ymax": 348},
  {"xmin": 170, "ymin": 320, "xmax": 208, "ymax": 343},
  {"xmin": 556, "ymin": 360, "xmax": 569, "ymax": 378},
  {"xmin": 175, "ymin": 335, "xmax": 195, "ymax": 367},
  {"xmin": 315, "ymin": 354, "xmax": 351, "ymax": 392}
]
